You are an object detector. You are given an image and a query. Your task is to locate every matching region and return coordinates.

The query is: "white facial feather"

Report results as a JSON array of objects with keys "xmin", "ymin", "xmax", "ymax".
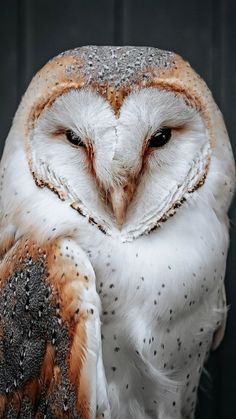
[
  {"xmin": 28, "ymin": 87, "xmax": 211, "ymax": 240},
  {"xmin": 116, "ymin": 89, "xmax": 210, "ymax": 236}
]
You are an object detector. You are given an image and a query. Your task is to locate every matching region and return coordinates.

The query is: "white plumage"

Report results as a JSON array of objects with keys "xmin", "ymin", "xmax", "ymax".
[{"xmin": 0, "ymin": 46, "xmax": 234, "ymax": 418}]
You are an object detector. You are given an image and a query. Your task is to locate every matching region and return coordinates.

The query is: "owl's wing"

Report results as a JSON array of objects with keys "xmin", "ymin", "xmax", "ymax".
[
  {"xmin": 212, "ymin": 284, "xmax": 227, "ymax": 350},
  {"xmin": 0, "ymin": 236, "xmax": 110, "ymax": 418}
]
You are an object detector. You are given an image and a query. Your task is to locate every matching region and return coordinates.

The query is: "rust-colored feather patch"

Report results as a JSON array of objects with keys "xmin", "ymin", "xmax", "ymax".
[
  {"xmin": 0, "ymin": 236, "xmax": 92, "ymax": 417},
  {"xmin": 40, "ymin": 343, "xmax": 56, "ymax": 388}
]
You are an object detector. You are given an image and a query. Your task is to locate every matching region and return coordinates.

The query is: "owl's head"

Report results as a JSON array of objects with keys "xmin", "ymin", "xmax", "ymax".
[{"xmin": 4, "ymin": 46, "xmax": 235, "ymax": 241}]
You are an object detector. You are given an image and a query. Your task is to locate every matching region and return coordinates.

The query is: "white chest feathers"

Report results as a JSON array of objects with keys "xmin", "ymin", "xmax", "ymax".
[{"xmin": 77, "ymin": 206, "xmax": 228, "ymax": 419}]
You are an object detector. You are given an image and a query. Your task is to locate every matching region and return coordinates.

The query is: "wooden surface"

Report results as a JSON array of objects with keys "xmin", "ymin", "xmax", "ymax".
[{"xmin": 0, "ymin": 1, "xmax": 235, "ymax": 417}]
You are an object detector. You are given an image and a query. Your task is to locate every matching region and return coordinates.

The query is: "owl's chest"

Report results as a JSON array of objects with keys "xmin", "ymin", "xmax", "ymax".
[
  {"xmin": 78, "ymin": 213, "xmax": 227, "ymax": 409},
  {"xmin": 87, "ymin": 227, "xmax": 226, "ymax": 322}
]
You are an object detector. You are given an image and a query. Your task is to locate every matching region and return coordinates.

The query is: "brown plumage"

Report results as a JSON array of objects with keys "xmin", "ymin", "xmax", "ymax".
[{"xmin": 0, "ymin": 237, "xmax": 94, "ymax": 418}]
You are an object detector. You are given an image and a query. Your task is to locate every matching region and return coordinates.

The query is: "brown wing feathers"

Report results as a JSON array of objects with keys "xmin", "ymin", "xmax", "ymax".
[{"xmin": 0, "ymin": 237, "xmax": 92, "ymax": 418}]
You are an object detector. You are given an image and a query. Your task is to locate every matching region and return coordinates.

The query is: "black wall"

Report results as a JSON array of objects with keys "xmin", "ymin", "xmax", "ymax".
[{"xmin": 0, "ymin": 1, "xmax": 235, "ymax": 418}]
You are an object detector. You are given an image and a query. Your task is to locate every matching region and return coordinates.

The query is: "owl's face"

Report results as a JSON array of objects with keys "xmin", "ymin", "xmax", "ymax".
[
  {"xmin": 2, "ymin": 46, "xmax": 234, "ymax": 242},
  {"xmin": 30, "ymin": 86, "xmax": 209, "ymax": 240}
]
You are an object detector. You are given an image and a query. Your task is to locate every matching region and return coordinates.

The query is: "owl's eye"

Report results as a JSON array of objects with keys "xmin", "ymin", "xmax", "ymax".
[
  {"xmin": 149, "ymin": 128, "xmax": 171, "ymax": 148},
  {"xmin": 65, "ymin": 130, "xmax": 85, "ymax": 147}
]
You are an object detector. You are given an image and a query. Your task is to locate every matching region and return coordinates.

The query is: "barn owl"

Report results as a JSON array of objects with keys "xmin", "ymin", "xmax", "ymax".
[{"xmin": 0, "ymin": 45, "xmax": 234, "ymax": 419}]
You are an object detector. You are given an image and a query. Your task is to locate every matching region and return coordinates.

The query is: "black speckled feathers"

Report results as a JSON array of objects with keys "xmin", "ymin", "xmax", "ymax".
[{"xmin": 0, "ymin": 239, "xmax": 84, "ymax": 418}]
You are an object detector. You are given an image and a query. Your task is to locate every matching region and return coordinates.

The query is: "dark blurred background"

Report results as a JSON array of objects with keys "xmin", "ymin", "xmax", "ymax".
[{"xmin": 0, "ymin": 1, "xmax": 235, "ymax": 418}]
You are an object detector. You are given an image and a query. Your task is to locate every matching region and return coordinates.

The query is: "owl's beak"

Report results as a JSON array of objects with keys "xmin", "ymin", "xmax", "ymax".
[{"xmin": 109, "ymin": 184, "xmax": 135, "ymax": 226}]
